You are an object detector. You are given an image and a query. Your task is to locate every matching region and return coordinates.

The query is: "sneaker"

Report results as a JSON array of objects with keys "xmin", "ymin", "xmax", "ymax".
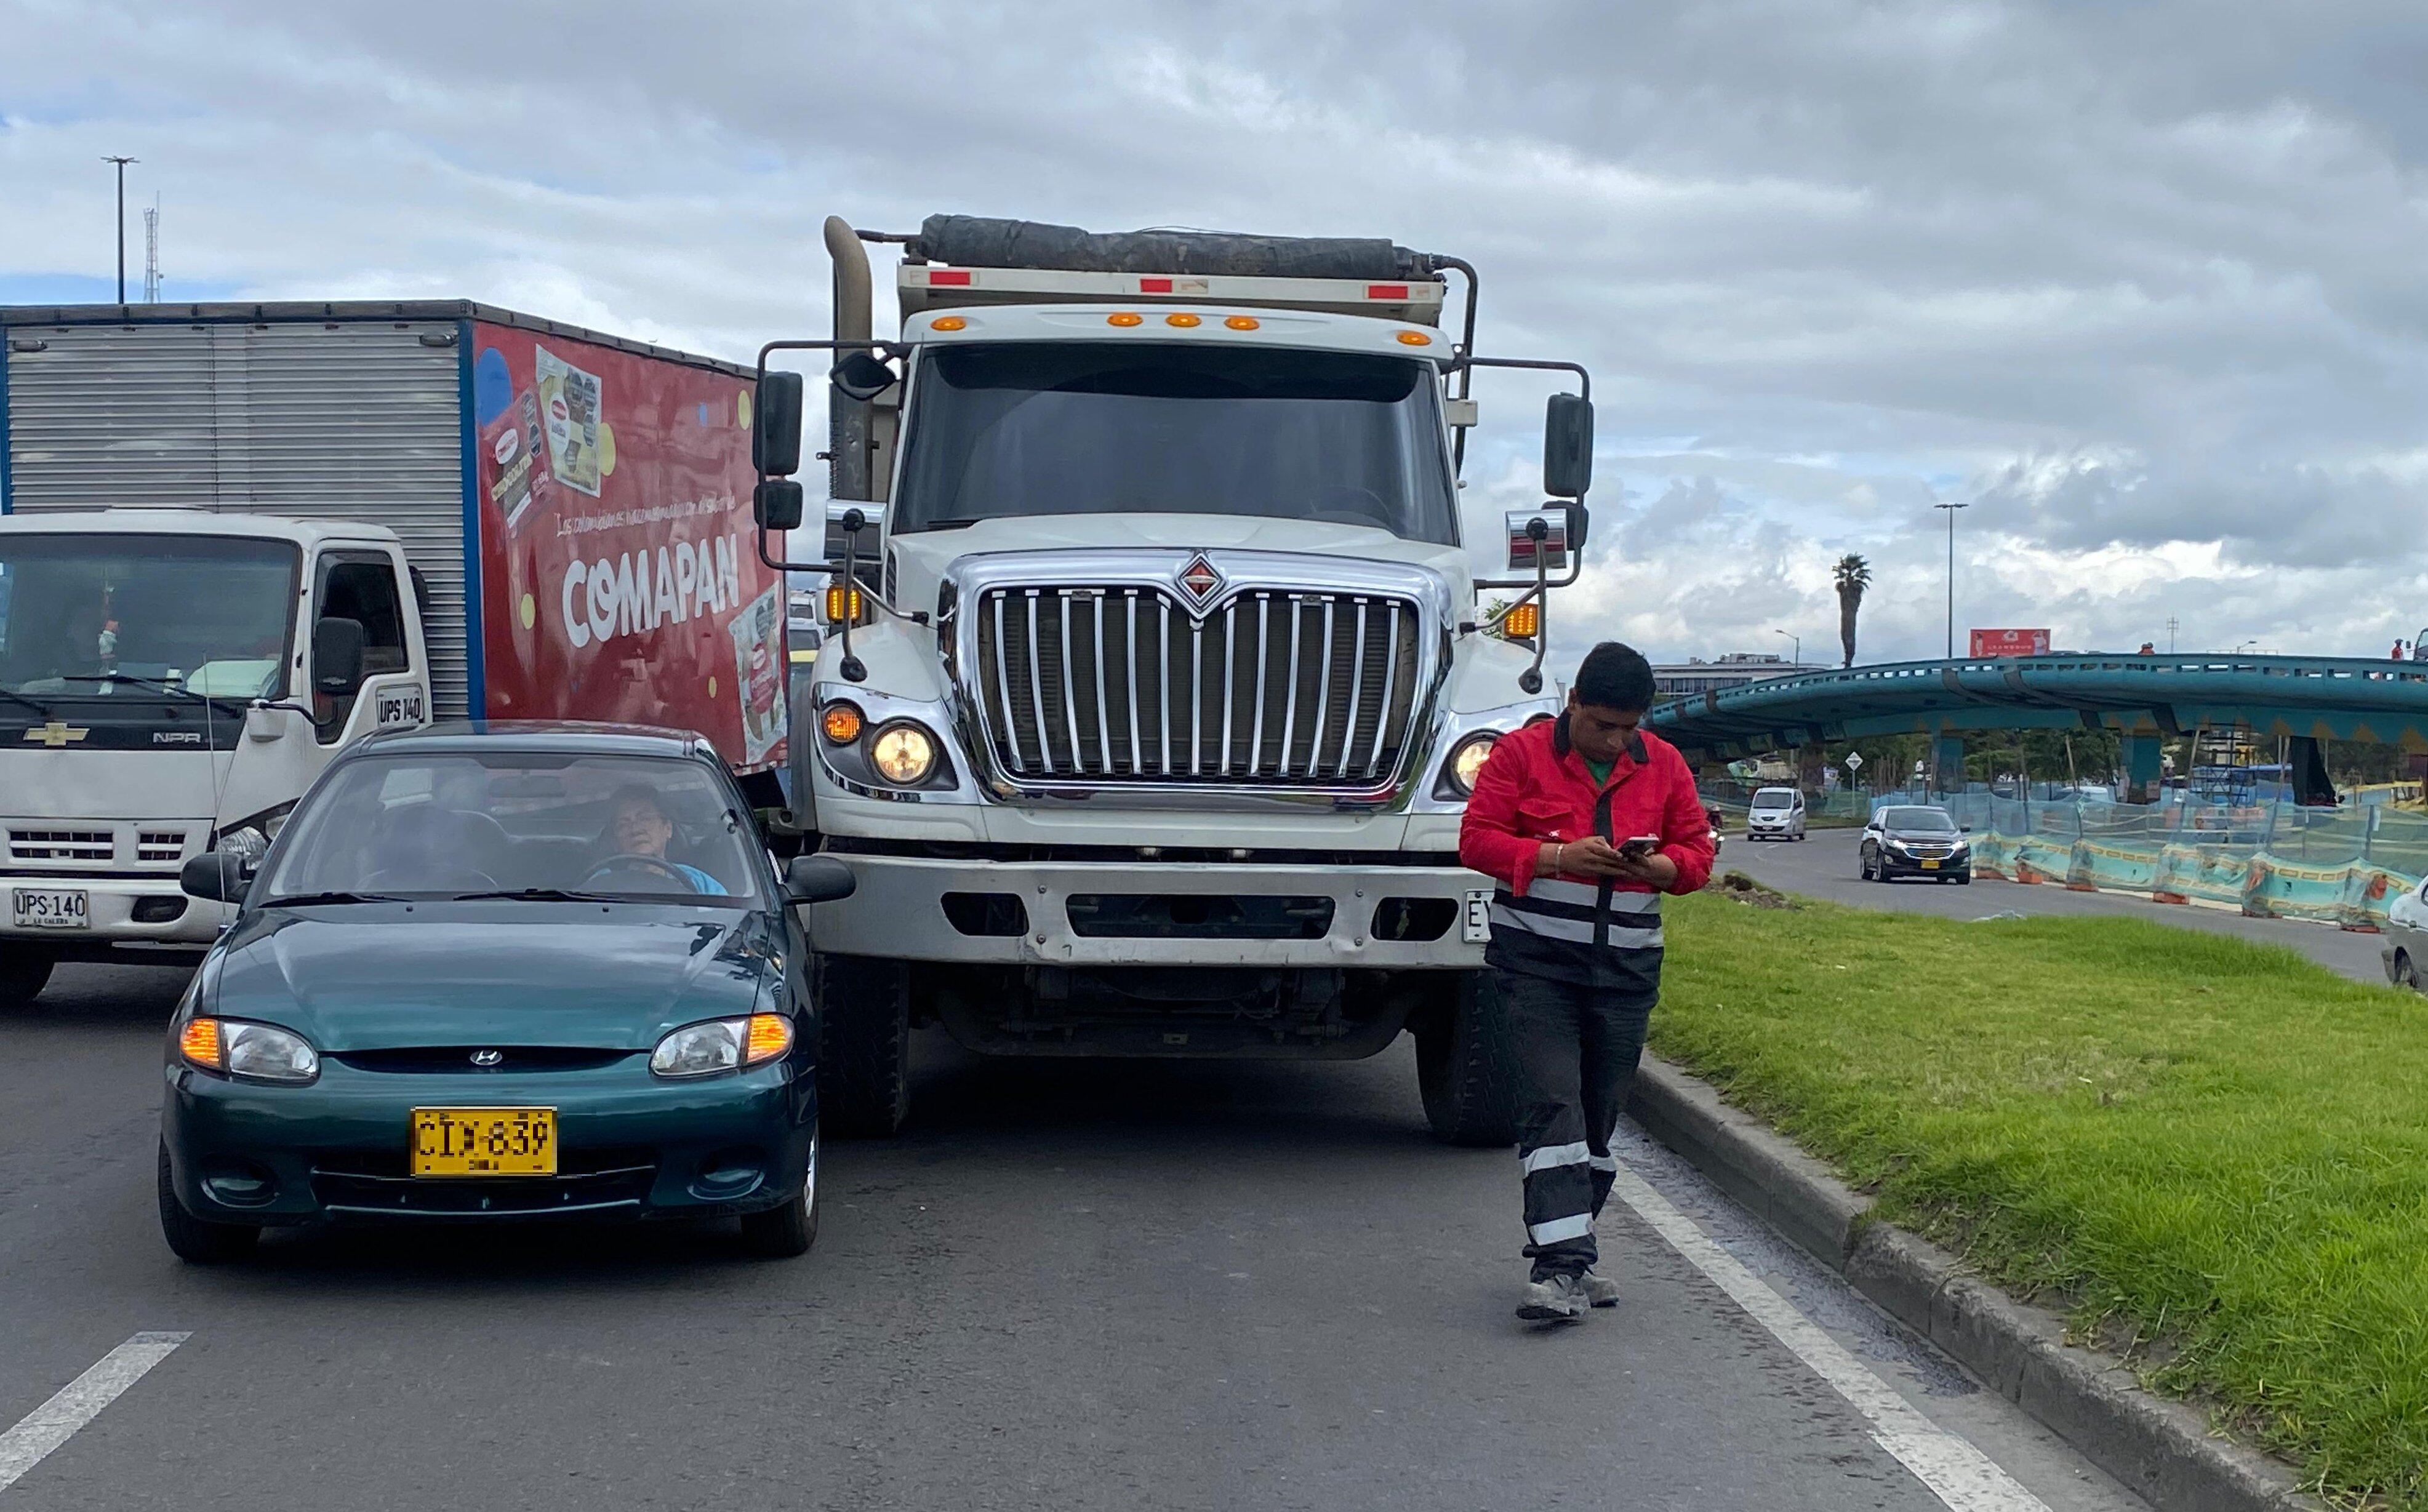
[
  {"xmin": 1516, "ymin": 1273, "xmax": 1589, "ymax": 1323},
  {"xmin": 1579, "ymin": 1270, "xmax": 1620, "ymax": 1308}
]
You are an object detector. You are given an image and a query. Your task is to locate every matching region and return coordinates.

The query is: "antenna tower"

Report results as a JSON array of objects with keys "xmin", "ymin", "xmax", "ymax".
[{"xmin": 142, "ymin": 197, "xmax": 161, "ymax": 303}]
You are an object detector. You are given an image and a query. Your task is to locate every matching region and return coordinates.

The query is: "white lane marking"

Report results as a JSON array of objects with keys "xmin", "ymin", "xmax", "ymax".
[
  {"xmin": 1606, "ymin": 1165, "xmax": 2051, "ymax": 1512},
  {"xmin": 0, "ymin": 1332, "xmax": 189, "ymax": 1493}
]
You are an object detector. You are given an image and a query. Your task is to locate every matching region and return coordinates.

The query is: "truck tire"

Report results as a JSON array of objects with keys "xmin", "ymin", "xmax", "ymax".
[
  {"xmin": 815, "ymin": 954, "xmax": 912, "ymax": 1137},
  {"xmin": 0, "ymin": 947, "xmax": 56, "ymax": 1006},
  {"xmin": 1417, "ymin": 971, "xmax": 1519, "ymax": 1147}
]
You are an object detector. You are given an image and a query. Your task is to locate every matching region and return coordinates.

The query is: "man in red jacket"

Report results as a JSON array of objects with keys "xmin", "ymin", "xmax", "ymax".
[{"xmin": 1459, "ymin": 641, "xmax": 1715, "ymax": 1323}]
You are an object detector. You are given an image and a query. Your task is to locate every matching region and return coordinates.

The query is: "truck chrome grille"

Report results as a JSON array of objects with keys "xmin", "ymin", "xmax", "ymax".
[{"xmin": 972, "ymin": 586, "xmax": 1421, "ymax": 786}]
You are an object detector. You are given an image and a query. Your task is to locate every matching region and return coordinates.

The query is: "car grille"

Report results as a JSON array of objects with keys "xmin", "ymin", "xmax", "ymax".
[
  {"xmin": 310, "ymin": 1146, "xmax": 657, "ymax": 1215},
  {"xmin": 137, "ymin": 830, "xmax": 186, "ymax": 864},
  {"xmin": 968, "ymin": 585, "xmax": 1422, "ymax": 787},
  {"xmin": 329, "ymin": 1046, "xmax": 636, "ymax": 1074}
]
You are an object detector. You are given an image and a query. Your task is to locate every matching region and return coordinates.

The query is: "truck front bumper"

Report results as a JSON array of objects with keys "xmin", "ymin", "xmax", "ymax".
[
  {"xmin": 805, "ymin": 854, "xmax": 1491, "ymax": 969},
  {"xmin": 1, "ymin": 873, "xmax": 229, "ymax": 959}
]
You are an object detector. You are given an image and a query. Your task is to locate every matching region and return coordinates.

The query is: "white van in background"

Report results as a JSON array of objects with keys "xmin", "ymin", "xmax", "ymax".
[{"xmin": 1746, "ymin": 786, "xmax": 1807, "ymax": 841}]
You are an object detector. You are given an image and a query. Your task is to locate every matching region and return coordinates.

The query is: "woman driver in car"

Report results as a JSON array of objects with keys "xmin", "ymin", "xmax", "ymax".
[{"xmin": 606, "ymin": 786, "xmax": 727, "ymax": 895}]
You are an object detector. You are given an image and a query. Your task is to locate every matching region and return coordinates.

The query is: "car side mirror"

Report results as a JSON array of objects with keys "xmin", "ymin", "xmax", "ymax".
[
  {"xmin": 180, "ymin": 852, "xmax": 251, "ymax": 903},
  {"xmin": 784, "ymin": 855, "xmax": 857, "ymax": 905},
  {"xmin": 1543, "ymin": 392, "xmax": 1594, "ymax": 498},
  {"xmin": 754, "ymin": 479, "xmax": 805, "ymax": 532},
  {"xmin": 1961, "ymin": 825, "xmax": 1973, "ymax": 833},
  {"xmin": 754, "ymin": 371, "xmax": 806, "ymax": 476},
  {"xmin": 312, "ymin": 615, "xmax": 366, "ymax": 698}
]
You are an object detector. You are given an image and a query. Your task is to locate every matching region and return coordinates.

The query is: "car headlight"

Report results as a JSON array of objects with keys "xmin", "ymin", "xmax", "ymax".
[
  {"xmin": 870, "ymin": 722, "xmax": 938, "ymax": 786},
  {"xmin": 179, "ymin": 1017, "xmax": 319, "ymax": 1084},
  {"xmin": 1446, "ymin": 733, "xmax": 1498, "ymax": 798},
  {"xmin": 649, "ymin": 1014, "xmax": 794, "ymax": 1079}
]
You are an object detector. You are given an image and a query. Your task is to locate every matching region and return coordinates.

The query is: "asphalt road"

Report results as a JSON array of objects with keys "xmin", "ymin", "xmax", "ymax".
[
  {"xmin": 1723, "ymin": 826, "xmax": 2395, "ymax": 986},
  {"xmin": 0, "ymin": 961, "xmax": 2152, "ymax": 1512}
]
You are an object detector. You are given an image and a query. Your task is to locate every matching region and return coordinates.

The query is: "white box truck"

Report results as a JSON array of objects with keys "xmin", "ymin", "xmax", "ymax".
[
  {"xmin": 0, "ymin": 302, "xmax": 789, "ymax": 1001},
  {"xmin": 751, "ymin": 215, "xmax": 1597, "ymax": 1141}
]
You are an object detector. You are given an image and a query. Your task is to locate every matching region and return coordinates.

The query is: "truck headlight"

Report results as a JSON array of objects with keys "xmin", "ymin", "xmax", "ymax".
[
  {"xmin": 1446, "ymin": 734, "xmax": 1498, "ymax": 798},
  {"xmin": 870, "ymin": 722, "xmax": 938, "ymax": 785}
]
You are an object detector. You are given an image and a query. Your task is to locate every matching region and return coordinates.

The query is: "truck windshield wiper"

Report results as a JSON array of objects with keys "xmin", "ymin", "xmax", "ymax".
[
  {"xmin": 0, "ymin": 686, "xmax": 53, "ymax": 718},
  {"xmin": 258, "ymin": 890, "xmax": 406, "ymax": 906},
  {"xmin": 49, "ymin": 673, "xmax": 255, "ymax": 710},
  {"xmin": 449, "ymin": 888, "xmax": 620, "ymax": 903}
]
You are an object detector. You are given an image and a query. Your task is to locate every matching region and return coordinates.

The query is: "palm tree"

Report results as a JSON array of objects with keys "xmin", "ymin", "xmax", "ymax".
[{"xmin": 1833, "ymin": 554, "xmax": 1871, "ymax": 668}]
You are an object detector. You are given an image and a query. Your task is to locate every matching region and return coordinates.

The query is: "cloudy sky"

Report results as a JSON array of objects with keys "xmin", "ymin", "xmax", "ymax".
[{"xmin": 6, "ymin": 0, "xmax": 2424, "ymax": 666}]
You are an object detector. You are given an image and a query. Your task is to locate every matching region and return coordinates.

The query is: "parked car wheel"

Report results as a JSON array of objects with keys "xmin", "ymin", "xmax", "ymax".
[
  {"xmin": 738, "ymin": 1131, "xmax": 820, "ymax": 1258},
  {"xmin": 817, "ymin": 954, "xmax": 913, "ymax": 1137},
  {"xmin": 2395, "ymin": 948, "xmax": 2419, "ymax": 991},
  {"xmin": 156, "ymin": 1142, "xmax": 258, "ymax": 1265},
  {"xmin": 1417, "ymin": 971, "xmax": 1518, "ymax": 1147}
]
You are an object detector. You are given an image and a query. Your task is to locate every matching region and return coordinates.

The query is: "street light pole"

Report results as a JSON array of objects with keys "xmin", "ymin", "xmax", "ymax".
[
  {"xmin": 102, "ymin": 156, "xmax": 138, "ymax": 303},
  {"xmin": 1934, "ymin": 501, "xmax": 1968, "ymax": 658},
  {"xmin": 1774, "ymin": 628, "xmax": 1799, "ymax": 670}
]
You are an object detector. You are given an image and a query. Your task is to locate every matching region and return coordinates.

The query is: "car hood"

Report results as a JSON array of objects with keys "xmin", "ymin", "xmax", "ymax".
[{"xmin": 202, "ymin": 905, "xmax": 779, "ymax": 1052}]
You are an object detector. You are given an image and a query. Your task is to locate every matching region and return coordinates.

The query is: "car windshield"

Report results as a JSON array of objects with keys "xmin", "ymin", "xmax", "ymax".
[
  {"xmin": 0, "ymin": 534, "xmax": 298, "ymax": 698},
  {"xmin": 892, "ymin": 342, "xmax": 1459, "ymax": 544},
  {"xmin": 265, "ymin": 751, "xmax": 763, "ymax": 905},
  {"xmin": 1751, "ymin": 790, "xmax": 1795, "ymax": 809},
  {"xmin": 1885, "ymin": 807, "xmax": 1957, "ymax": 832}
]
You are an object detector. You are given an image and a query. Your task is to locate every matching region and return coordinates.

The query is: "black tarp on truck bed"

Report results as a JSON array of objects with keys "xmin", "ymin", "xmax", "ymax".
[{"xmin": 909, "ymin": 215, "xmax": 1436, "ymax": 281}]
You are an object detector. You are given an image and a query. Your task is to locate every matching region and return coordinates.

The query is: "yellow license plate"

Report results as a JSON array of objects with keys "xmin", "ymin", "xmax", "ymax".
[
  {"xmin": 411, "ymin": 1108, "xmax": 557, "ymax": 1177},
  {"xmin": 1920, "ymin": 859, "xmax": 1940, "ymax": 870}
]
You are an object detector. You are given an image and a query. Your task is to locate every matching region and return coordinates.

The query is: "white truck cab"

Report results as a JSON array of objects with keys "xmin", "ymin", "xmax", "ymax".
[
  {"xmin": 0, "ymin": 510, "xmax": 430, "ymax": 998},
  {"xmin": 750, "ymin": 214, "xmax": 1599, "ymax": 1142}
]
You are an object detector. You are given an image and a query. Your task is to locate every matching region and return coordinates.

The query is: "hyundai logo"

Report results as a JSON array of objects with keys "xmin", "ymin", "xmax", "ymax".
[{"xmin": 469, "ymin": 1049, "xmax": 503, "ymax": 1067}]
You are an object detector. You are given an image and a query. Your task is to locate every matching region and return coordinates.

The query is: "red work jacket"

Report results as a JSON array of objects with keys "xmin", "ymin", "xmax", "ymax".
[{"xmin": 1459, "ymin": 714, "xmax": 1715, "ymax": 966}]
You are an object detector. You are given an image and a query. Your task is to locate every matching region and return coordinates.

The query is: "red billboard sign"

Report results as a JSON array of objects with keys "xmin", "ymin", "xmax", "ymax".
[
  {"xmin": 469, "ymin": 321, "xmax": 786, "ymax": 770},
  {"xmin": 1969, "ymin": 628, "xmax": 2051, "ymax": 658}
]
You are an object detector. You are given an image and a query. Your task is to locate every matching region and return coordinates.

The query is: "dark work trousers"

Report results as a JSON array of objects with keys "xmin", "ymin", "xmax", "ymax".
[{"xmin": 1500, "ymin": 960, "xmax": 1659, "ymax": 1281}]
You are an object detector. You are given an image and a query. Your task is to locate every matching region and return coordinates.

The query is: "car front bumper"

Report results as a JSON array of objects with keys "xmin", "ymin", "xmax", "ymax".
[
  {"xmin": 1878, "ymin": 852, "xmax": 1969, "ymax": 878},
  {"xmin": 162, "ymin": 1058, "xmax": 812, "ymax": 1226}
]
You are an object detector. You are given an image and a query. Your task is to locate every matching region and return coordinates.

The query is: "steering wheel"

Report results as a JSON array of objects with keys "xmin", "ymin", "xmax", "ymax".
[
  {"xmin": 580, "ymin": 853, "xmax": 697, "ymax": 892},
  {"xmin": 364, "ymin": 865, "xmax": 499, "ymax": 893}
]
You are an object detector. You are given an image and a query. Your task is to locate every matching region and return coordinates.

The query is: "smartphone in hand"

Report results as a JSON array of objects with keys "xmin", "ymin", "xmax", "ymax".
[{"xmin": 1616, "ymin": 834, "xmax": 1661, "ymax": 859}]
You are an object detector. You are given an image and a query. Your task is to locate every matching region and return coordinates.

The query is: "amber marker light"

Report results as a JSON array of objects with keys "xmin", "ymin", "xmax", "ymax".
[
  {"xmin": 1224, "ymin": 316, "xmax": 1260, "ymax": 330},
  {"xmin": 1502, "ymin": 602, "xmax": 1541, "ymax": 640},
  {"xmin": 1107, "ymin": 312, "xmax": 1145, "ymax": 327},
  {"xmin": 930, "ymin": 315, "xmax": 968, "ymax": 332},
  {"xmin": 742, "ymin": 1013, "xmax": 794, "ymax": 1067},
  {"xmin": 1164, "ymin": 313, "xmax": 1202, "ymax": 328},
  {"xmin": 178, "ymin": 1017, "xmax": 224, "ymax": 1070},
  {"xmin": 1396, "ymin": 329, "xmax": 1433, "ymax": 346},
  {"xmin": 820, "ymin": 702, "xmax": 865, "ymax": 745}
]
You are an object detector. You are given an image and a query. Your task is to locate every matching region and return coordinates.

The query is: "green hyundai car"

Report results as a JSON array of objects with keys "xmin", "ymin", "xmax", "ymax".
[{"xmin": 159, "ymin": 722, "xmax": 856, "ymax": 1263}]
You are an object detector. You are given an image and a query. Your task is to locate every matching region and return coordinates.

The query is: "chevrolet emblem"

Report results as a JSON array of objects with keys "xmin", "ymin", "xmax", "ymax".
[{"xmin": 23, "ymin": 721, "xmax": 88, "ymax": 748}]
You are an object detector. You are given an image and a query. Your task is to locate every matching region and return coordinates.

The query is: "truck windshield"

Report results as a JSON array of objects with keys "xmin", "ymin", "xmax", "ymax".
[
  {"xmin": 0, "ymin": 534, "xmax": 299, "ymax": 698},
  {"xmin": 892, "ymin": 342, "xmax": 1459, "ymax": 544}
]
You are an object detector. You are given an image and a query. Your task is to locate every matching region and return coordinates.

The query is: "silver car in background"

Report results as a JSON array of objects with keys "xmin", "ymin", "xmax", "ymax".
[{"xmin": 1745, "ymin": 786, "xmax": 1806, "ymax": 841}]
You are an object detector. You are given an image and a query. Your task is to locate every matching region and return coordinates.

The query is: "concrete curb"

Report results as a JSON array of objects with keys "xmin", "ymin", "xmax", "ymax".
[{"xmin": 1625, "ymin": 1055, "xmax": 2321, "ymax": 1512}]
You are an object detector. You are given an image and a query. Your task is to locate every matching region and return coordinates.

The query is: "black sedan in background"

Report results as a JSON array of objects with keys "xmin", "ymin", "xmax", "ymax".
[{"xmin": 1858, "ymin": 805, "xmax": 1972, "ymax": 883}]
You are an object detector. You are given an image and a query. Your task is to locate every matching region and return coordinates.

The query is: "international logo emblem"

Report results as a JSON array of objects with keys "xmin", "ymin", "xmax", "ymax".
[{"xmin": 1176, "ymin": 553, "xmax": 1224, "ymax": 612}]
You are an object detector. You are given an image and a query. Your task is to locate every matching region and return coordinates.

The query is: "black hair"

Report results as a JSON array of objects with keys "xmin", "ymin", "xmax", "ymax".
[
  {"xmin": 608, "ymin": 784, "xmax": 670, "ymax": 820},
  {"xmin": 1573, "ymin": 641, "xmax": 1656, "ymax": 713}
]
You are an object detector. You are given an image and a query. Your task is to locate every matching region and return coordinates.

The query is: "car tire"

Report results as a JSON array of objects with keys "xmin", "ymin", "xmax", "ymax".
[
  {"xmin": 1954, "ymin": 874, "xmax": 1972, "ymax": 885},
  {"xmin": 1417, "ymin": 971, "xmax": 1520, "ymax": 1147},
  {"xmin": 156, "ymin": 1142, "xmax": 258, "ymax": 1265},
  {"xmin": 739, "ymin": 1130, "xmax": 820, "ymax": 1258},
  {"xmin": 2396, "ymin": 949, "xmax": 2419, "ymax": 991},
  {"xmin": 0, "ymin": 946, "xmax": 57, "ymax": 1006},
  {"xmin": 815, "ymin": 954, "xmax": 912, "ymax": 1137}
]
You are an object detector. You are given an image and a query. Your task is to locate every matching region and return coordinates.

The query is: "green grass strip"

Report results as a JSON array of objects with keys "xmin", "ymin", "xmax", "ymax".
[{"xmin": 1654, "ymin": 890, "xmax": 2428, "ymax": 1506}]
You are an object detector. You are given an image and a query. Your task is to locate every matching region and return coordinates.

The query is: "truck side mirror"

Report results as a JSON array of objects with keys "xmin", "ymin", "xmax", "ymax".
[
  {"xmin": 180, "ymin": 852, "xmax": 250, "ymax": 903},
  {"xmin": 830, "ymin": 352, "xmax": 896, "ymax": 404},
  {"xmin": 755, "ymin": 371, "xmax": 806, "ymax": 476},
  {"xmin": 1565, "ymin": 501, "xmax": 1590, "ymax": 556},
  {"xmin": 311, "ymin": 615, "xmax": 366, "ymax": 698},
  {"xmin": 1544, "ymin": 392, "xmax": 1594, "ymax": 498},
  {"xmin": 754, "ymin": 479, "xmax": 805, "ymax": 532},
  {"xmin": 825, "ymin": 500, "xmax": 886, "ymax": 563},
  {"xmin": 1504, "ymin": 509, "xmax": 1570, "ymax": 573},
  {"xmin": 784, "ymin": 855, "xmax": 857, "ymax": 904}
]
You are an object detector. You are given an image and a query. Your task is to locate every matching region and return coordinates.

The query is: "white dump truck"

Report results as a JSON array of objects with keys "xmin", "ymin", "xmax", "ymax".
[
  {"xmin": 0, "ymin": 302, "xmax": 787, "ymax": 1002},
  {"xmin": 749, "ymin": 215, "xmax": 1597, "ymax": 1140}
]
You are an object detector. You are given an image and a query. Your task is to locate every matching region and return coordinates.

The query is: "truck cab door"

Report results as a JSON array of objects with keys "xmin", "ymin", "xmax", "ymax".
[{"xmin": 310, "ymin": 547, "xmax": 430, "ymax": 746}]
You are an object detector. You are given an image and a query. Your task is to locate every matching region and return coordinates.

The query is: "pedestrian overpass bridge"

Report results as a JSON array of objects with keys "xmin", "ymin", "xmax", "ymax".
[{"xmin": 1641, "ymin": 652, "xmax": 2428, "ymax": 799}]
